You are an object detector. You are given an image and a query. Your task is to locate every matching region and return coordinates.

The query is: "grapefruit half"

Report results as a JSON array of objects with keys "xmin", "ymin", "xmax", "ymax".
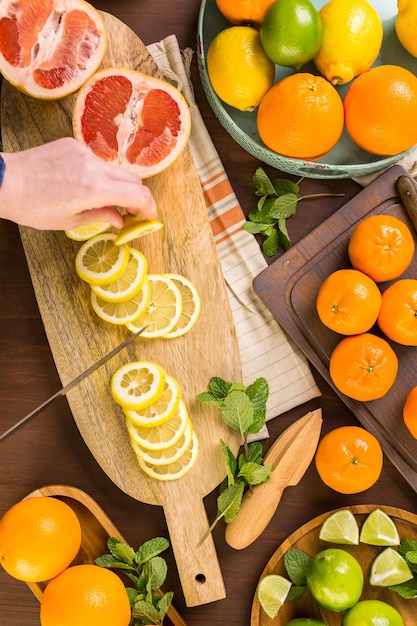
[
  {"xmin": 0, "ymin": 0, "xmax": 107, "ymax": 99},
  {"xmin": 72, "ymin": 67, "xmax": 191, "ymax": 178}
]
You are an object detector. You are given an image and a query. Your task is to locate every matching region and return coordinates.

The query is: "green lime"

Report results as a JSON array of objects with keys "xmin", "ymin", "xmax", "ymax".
[
  {"xmin": 319, "ymin": 509, "xmax": 360, "ymax": 545},
  {"xmin": 342, "ymin": 600, "xmax": 405, "ymax": 626},
  {"xmin": 260, "ymin": 0, "xmax": 323, "ymax": 69},
  {"xmin": 257, "ymin": 574, "xmax": 292, "ymax": 619},
  {"xmin": 369, "ymin": 547, "xmax": 413, "ymax": 587},
  {"xmin": 286, "ymin": 620, "xmax": 326, "ymax": 626},
  {"xmin": 306, "ymin": 548, "xmax": 363, "ymax": 612},
  {"xmin": 359, "ymin": 509, "xmax": 400, "ymax": 546}
]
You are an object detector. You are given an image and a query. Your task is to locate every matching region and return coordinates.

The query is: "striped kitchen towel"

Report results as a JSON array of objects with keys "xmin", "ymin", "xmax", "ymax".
[{"xmin": 147, "ymin": 36, "xmax": 321, "ymax": 435}]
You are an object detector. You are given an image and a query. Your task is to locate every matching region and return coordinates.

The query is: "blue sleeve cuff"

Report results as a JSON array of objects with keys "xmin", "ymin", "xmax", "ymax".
[{"xmin": 0, "ymin": 155, "xmax": 5, "ymax": 187}]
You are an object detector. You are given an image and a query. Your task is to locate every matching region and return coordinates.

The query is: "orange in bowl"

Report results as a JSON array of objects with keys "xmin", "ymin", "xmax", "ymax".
[
  {"xmin": 377, "ymin": 279, "xmax": 417, "ymax": 346},
  {"xmin": 403, "ymin": 386, "xmax": 417, "ymax": 439}
]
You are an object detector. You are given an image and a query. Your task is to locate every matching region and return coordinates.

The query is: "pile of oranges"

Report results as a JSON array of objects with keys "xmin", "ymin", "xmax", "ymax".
[
  {"xmin": 208, "ymin": 0, "xmax": 417, "ymax": 160},
  {"xmin": 315, "ymin": 213, "xmax": 417, "ymax": 437}
]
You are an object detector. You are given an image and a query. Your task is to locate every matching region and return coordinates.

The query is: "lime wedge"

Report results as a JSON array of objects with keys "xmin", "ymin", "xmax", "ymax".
[
  {"xmin": 319, "ymin": 509, "xmax": 360, "ymax": 545},
  {"xmin": 257, "ymin": 574, "xmax": 292, "ymax": 619},
  {"xmin": 369, "ymin": 547, "xmax": 413, "ymax": 587},
  {"xmin": 360, "ymin": 509, "xmax": 400, "ymax": 546}
]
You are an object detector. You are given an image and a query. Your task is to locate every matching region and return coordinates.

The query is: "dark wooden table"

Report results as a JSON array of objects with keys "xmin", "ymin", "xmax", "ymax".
[{"xmin": 1, "ymin": 2, "xmax": 417, "ymax": 625}]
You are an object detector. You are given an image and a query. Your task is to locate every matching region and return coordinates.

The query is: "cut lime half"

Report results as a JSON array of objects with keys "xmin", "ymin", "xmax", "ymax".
[
  {"xmin": 257, "ymin": 574, "xmax": 292, "ymax": 619},
  {"xmin": 319, "ymin": 509, "xmax": 359, "ymax": 545},
  {"xmin": 370, "ymin": 547, "xmax": 413, "ymax": 587},
  {"xmin": 360, "ymin": 509, "xmax": 400, "ymax": 546}
]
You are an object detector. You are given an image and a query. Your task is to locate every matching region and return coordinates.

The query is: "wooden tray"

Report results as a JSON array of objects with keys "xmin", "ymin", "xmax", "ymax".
[
  {"xmin": 251, "ymin": 504, "xmax": 417, "ymax": 625},
  {"xmin": 0, "ymin": 12, "xmax": 242, "ymax": 606},
  {"xmin": 253, "ymin": 165, "xmax": 417, "ymax": 493}
]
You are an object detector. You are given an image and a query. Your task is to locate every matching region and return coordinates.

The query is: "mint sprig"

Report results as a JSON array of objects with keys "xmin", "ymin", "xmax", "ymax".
[
  {"xmin": 244, "ymin": 167, "xmax": 344, "ymax": 256},
  {"xmin": 197, "ymin": 376, "xmax": 270, "ymax": 542},
  {"xmin": 96, "ymin": 536, "xmax": 173, "ymax": 625},
  {"xmin": 389, "ymin": 538, "xmax": 417, "ymax": 598}
]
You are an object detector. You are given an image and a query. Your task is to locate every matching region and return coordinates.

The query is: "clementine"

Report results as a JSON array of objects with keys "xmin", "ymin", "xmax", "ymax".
[
  {"xmin": 329, "ymin": 333, "xmax": 398, "ymax": 401},
  {"xmin": 403, "ymin": 386, "xmax": 417, "ymax": 439},
  {"xmin": 348, "ymin": 215, "xmax": 415, "ymax": 282},
  {"xmin": 0, "ymin": 496, "xmax": 81, "ymax": 582},
  {"xmin": 315, "ymin": 425, "xmax": 383, "ymax": 494},
  {"xmin": 40, "ymin": 564, "xmax": 131, "ymax": 626},
  {"xmin": 316, "ymin": 269, "xmax": 381, "ymax": 335},
  {"xmin": 377, "ymin": 279, "xmax": 417, "ymax": 346},
  {"xmin": 215, "ymin": 0, "xmax": 276, "ymax": 27},
  {"xmin": 344, "ymin": 65, "xmax": 417, "ymax": 156},
  {"xmin": 257, "ymin": 73, "xmax": 344, "ymax": 160}
]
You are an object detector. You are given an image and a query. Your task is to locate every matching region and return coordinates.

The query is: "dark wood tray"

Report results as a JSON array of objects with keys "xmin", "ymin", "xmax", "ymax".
[{"xmin": 253, "ymin": 165, "xmax": 417, "ymax": 492}]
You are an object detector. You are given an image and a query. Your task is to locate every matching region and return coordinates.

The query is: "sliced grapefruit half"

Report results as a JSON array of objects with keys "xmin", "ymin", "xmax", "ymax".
[
  {"xmin": 73, "ymin": 67, "xmax": 191, "ymax": 178},
  {"xmin": 0, "ymin": 0, "xmax": 107, "ymax": 99}
]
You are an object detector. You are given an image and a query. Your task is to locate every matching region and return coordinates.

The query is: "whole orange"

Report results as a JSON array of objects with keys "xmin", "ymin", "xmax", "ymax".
[
  {"xmin": 257, "ymin": 73, "xmax": 344, "ymax": 160},
  {"xmin": 315, "ymin": 426, "xmax": 383, "ymax": 494},
  {"xmin": 215, "ymin": 0, "xmax": 276, "ymax": 27},
  {"xmin": 344, "ymin": 65, "xmax": 417, "ymax": 156},
  {"xmin": 0, "ymin": 496, "xmax": 81, "ymax": 582},
  {"xmin": 329, "ymin": 333, "xmax": 398, "ymax": 401},
  {"xmin": 403, "ymin": 386, "xmax": 417, "ymax": 439},
  {"xmin": 348, "ymin": 214, "xmax": 415, "ymax": 282},
  {"xmin": 316, "ymin": 268, "xmax": 381, "ymax": 335},
  {"xmin": 377, "ymin": 279, "xmax": 417, "ymax": 346},
  {"xmin": 40, "ymin": 564, "xmax": 131, "ymax": 626}
]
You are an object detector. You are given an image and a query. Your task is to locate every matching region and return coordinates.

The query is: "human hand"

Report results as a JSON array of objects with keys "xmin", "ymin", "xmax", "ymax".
[{"xmin": 0, "ymin": 137, "xmax": 157, "ymax": 230}]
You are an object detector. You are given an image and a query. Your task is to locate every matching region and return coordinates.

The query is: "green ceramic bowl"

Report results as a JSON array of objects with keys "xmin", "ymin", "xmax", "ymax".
[{"xmin": 197, "ymin": 0, "xmax": 417, "ymax": 179}]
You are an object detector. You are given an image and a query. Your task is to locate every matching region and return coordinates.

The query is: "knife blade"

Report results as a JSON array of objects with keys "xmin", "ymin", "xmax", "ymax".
[
  {"xmin": 0, "ymin": 325, "xmax": 149, "ymax": 443},
  {"xmin": 225, "ymin": 409, "xmax": 322, "ymax": 550},
  {"xmin": 397, "ymin": 175, "xmax": 417, "ymax": 233}
]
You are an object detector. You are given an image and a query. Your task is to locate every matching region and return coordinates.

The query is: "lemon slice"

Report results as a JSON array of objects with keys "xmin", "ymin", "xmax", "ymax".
[
  {"xmin": 114, "ymin": 216, "xmax": 164, "ymax": 245},
  {"xmin": 136, "ymin": 430, "xmax": 199, "ymax": 481},
  {"xmin": 124, "ymin": 374, "xmax": 181, "ymax": 427},
  {"xmin": 132, "ymin": 421, "xmax": 193, "ymax": 466},
  {"xmin": 126, "ymin": 398, "xmax": 189, "ymax": 450},
  {"xmin": 65, "ymin": 221, "xmax": 111, "ymax": 241},
  {"xmin": 369, "ymin": 547, "xmax": 413, "ymax": 587},
  {"xmin": 111, "ymin": 361, "xmax": 166, "ymax": 410},
  {"xmin": 360, "ymin": 509, "xmax": 400, "ymax": 546},
  {"xmin": 319, "ymin": 509, "xmax": 360, "ymax": 545},
  {"xmin": 257, "ymin": 574, "xmax": 292, "ymax": 619},
  {"xmin": 126, "ymin": 274, "xmax": 182, "ymax": 338},
  {"xmin": 90, "ymin": 248, "xmax": 148, "ymax": 303},
  {"xmin": 75, "ymin": 233, "xmax": 130, "ymax": 285},
  {"xmin": 90, "ymin": 278, "xmax": 150, "ymax": 325},
  {"xmin": 163, "ymin": 273, "xmax": 201, "ymax": 338}
]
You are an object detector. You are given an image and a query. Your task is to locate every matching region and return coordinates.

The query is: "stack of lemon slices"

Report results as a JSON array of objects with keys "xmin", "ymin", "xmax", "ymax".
[
  {"xmin": 73, "ymin": 231, "xmax": 201, "ymax": 338},
  {"xmin": 110, "ymin": 361, "xmax": 199, "ymax": 481}
]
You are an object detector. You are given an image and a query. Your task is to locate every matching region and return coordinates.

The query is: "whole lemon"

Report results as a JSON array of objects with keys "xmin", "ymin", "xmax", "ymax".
[
  {"xmin": 342, "ymin": 600, "xmax": 404, "ymax": 626},
  {"xmin": 314, "ymin": 0, "xmax": 383, "ymax": 85},
  {"xmin": 207, "ymin": 26, "xmax": 275, "ymax": 112},
  {"xmin": 260, "ymin": 0, "xmax": 323, "ymax": 69},
  {"xmin": 396, "ymin": 0, "xmax": 417, "ymax": 57},
  {"xmin": 306, "ymin": 548, "xmax": 363, "ymax": 612}
]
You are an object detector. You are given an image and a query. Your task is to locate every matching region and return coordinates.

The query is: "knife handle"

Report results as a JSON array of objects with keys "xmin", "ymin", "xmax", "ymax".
[
  {"xmin": 225, "ymin": 475, "xmax": 285, "ymax": 550},
  {"xmin": 397, "ymin": 175, "xmax": 417, "ymax": 233}
]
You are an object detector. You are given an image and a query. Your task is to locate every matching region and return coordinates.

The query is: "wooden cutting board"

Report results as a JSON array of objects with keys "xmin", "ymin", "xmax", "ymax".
[
  {"xmin": 0, "ymin": 12, "xmax": 242, "ymax": 607},
  {"xmin": 253, "ymin": 165, "xmax": 417, "ymax": 494}
]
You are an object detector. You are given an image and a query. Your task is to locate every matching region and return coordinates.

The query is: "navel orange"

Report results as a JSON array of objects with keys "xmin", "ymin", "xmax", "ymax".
[
  {"xmin": 0, "ymin": 0, "xmax": 107, "ymax": 99},
  {"xmin": 329, "ymin": 333, "xmax": 398, "ymax": 402},
  {"xmin": 315, "ymin": 426, "xmax": 383, "ymax": 494},
  {"xmin": 316, "ymin": 269, "xmax": 381, "ymax": 335},
  {"xmin": 73, "ymin": 67, "xmax": 191, "ymax": 179},
  {"xmin": 348, "ymin": 215, "xmax": 415, "ymax": 282},
  {"xmin": 403, "ymin": 386, "xmax": 417, "ymax": 439},
  {"xmin": 344, "ymin": 65, "xmax": 417, "ymax": 156},
  {"xmin": 257, "ymin": 73, "xmax": 344, "ymax": 160},
  {"xmin": 0, "ymin": 496, "xmax": 81, "ymax": 582},
  {"xmin": 377, "ymin": 279, "xmax": 417, "ymax": 346},
  {"xmin": 40, "ymin": 564, "xmax": 131, "ymax": 626},
  {"xmin": 215, "ymin": 0, "xmax": 276, "ymax": 27}
]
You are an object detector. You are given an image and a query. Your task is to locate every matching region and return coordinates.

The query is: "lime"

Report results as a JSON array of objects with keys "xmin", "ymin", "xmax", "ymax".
[
  {"xmin": 260, "ymin": 0, "xmax": 323, "ymax": 69},
  {"xmin": 369, "ymin": 547, "xmax": 413, "ymax": 587},
  {"xmin": 306, "ymin": 548, "xmax": 363, "ymax": 612},
  {"xmin": 257, "ymin": 574, "xmax": 292, "ymax": 619},
  {"xmin": 286, "ymin": 620, "xmax": 325, "ymax": 626},
  {"xmin": 342, "ymin": 600, "xmax": 405, "ymax": 626},
  {"xmin": 319, "ymin": 509, "xmax": 360, "ymax": 545},
  {"xmin": 359, "ymin": 509, "xmax": 400, "ymax": 546}
]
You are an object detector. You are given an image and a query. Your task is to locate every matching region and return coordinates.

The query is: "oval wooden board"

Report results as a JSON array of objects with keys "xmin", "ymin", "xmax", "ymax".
[
  {"xmin": 0, "ymin": 12, "xmax": 242, "ymax": 606},
  {"xmin": 24, "ymin": 485, "xmax": 186, "ymax": 626},
  {"xmin": 251, "ymin": 504, "xmax": 417, "ymax": 625}
]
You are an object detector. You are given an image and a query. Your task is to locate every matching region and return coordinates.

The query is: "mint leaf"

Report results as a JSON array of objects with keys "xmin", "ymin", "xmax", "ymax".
[
  {"xmin": 253, "ymin": 167, "xmax": 276, "ymax": 196},
  {"xmin": 135, "ymin": 537, "xmax": 169, "ymax": 567},
  {"xmin": 220, "ymin": 438, "xmax": 237, "ymax": 486},
  {"xmin": 272, "ymin": 177, "xmax": 300, "ymax": 196},
  {"xmin": 287, "ymin": 585, "xmax": 306, "ymax": 602},
  {"xmin": 284, "ymin": 548, "xmax": 311, "ymax": 586},
  {"xmin": 262, "ymin": 228, "xmax": 280, "ymax": 257},
  {"xmin": 238, "ymin": 461, "xmax": 271, "ymax": 485},
  {"xmin": 107, "ymin": 537, "xmax": 136, "ymax": 564},
  {"xmin": 222, "ymin": 389, "xmax": 254, "ymax": 437},
  {"xmin": 268, "ymin": 194, "xmax": 298, "ymax": 219},
  {"xmin": 209, "ymin": 376, "xmax": 232, "ymax": 398},
  {"xmin": 218, "ymin": 481, "xmax": 245, "ymax": 523},
  {"xmin": 388, "ymin": 577, "xmax": 417, "ymax": 599}
]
